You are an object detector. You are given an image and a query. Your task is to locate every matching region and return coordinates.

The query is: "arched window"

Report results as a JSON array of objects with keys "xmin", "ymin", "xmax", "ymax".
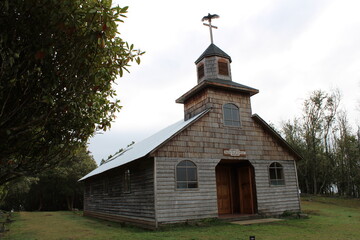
[
  {"xmin": 223, "ymin": 103, "xmax": 240, "ymax": 126},
  {"xmin": 269, "ymin": 162, "xmax": 285, "ymax": 185},
  {"xmin": 176, "ymin": 160, "xmax": 198, "ymax": 189}
]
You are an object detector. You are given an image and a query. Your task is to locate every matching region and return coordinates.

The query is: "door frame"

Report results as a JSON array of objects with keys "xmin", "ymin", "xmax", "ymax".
[{"xmin": 215, "ymin": 160, "xmax": 257, "ymax": 215}]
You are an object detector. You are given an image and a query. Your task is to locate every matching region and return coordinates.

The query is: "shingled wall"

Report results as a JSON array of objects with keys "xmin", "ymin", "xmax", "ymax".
[{"xmin": 152, "ymin": 87, "xmax": 300, "ymax": 223}]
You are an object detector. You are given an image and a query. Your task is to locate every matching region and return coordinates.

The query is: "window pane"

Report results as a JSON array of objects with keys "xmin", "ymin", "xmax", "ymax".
[
  {"xmin": 232, "ymin": 120, "xmax": 240, "ymax": 126},
  {"xmin": 269, "ymin": 162, "xmax": 285, "ymax": 185},
  {"xmin": 177, "ymin": 182, "xmax": 187, "ymax": 189},
  {"xmin": 185, "ymin": 160, "xmax": 195, "ymax": 167},
  {"xmin": 224, "ymin": 107, "xmax": 232, "ymax": 120},
  {"xmin": 223, "ymin": 103, "xmax": 240, "ymax": 126},
  {"xmin": 276, "ymin": 168, "xmax": 283, "ymax": 180},
  {"xmin": 176, "ymin": 160, "xmax": 198, "ymax": 189},
  {"xmin": 224, "ymin": 120, "xmax": 232, "ymax": 125},
  {"xmin": 177, "ymin": 168, "xmax": 186, "ymax": 181},
  {"xmin": 232, "ymin": 109, "xmax": 240, "ymax": 121},
  {"xmin": 178, "ymin": 161, "xmax": 187, "ymax": 166},
  {"xmin": 187, "ymin": 168, "xmax": 197, "ymax": 181},
  {"xmin": 269, "ymin": 168, "xmax": 276, "ymax": 179},
  {"xmin": 188, "ymin": 182, "xmax": 198, "ymax": 188}
]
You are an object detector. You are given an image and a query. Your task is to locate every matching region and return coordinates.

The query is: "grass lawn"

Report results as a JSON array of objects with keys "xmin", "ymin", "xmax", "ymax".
[{"xmin": 2, "ymin": 196, "xmax": 360, "ymax": 240}]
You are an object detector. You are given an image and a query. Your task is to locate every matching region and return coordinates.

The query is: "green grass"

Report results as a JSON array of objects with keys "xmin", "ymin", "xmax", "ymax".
[{"xmin": 2, "ymin": 196, "xmax": 360, "ymax": 240}]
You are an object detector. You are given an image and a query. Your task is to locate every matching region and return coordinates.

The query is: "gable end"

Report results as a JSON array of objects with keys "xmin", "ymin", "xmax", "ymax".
[{"xmin": 251, "ymin": 114, "xmax": 302, "ymax": 161}]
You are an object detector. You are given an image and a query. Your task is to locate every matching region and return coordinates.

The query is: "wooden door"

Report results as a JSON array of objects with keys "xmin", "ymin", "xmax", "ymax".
[
  {"xmin": 238, "ymin": 166, "xmax": 255, "ymax": 214},
  {"xmin": 216, "ymin": 166, "xmax": 232, "ymax": 214}
]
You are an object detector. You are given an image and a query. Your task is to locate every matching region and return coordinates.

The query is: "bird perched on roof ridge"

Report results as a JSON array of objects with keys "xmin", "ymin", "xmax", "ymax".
[{"xmin": 202, "ymin": 13, "xmax": 219, "ymax": 22}]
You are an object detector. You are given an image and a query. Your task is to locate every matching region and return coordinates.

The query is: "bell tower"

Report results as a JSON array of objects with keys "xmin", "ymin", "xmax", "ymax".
[
  {"xmin": 195, "ymin": 43, "xmax": 232, "ymax": 83},
  {"xmin": 196, "ymin": 13, "xmax": 233, "ymax": 83},
  {"xmin": 176, "ymin": 14, "xmax": 259, "ymax": 121}
]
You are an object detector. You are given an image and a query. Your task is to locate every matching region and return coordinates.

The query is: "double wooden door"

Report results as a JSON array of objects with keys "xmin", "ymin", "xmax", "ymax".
[{"xmin": 216, "ymin": 164, "xmax": 255, "ymax": 215}]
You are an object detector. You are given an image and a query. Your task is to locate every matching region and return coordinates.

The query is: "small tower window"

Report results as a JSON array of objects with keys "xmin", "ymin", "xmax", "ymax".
[
  {"xmin": 269, "ymin": 162, "xmax": 285, "ymax": 185},
  {"xmin": 176, "ymin": 160, "xmax": 198, "ymax": 189},
  {"xmin": 223, "ymin": 103, "xmax": 240, "ymax": 126},
  {"xmin": 218, "ymin": 60, "xmax": 229, "ymax": 76},
  {"xmin": 197, "ymin": 64, "xmax": 204, "ymax": 79}
]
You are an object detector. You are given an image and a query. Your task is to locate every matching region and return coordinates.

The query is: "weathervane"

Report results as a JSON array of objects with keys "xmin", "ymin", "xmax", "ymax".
[{"xmin": 202, "ymin": 13, "xmax": 219, "ymax": 44}]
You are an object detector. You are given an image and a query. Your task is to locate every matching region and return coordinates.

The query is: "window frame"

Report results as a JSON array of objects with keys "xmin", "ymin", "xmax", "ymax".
[
  {"xmin": 269, "ymin": 162, "xmax": 285, "ymax": 186},
  {"xmin": 223, "ymin": 103, "xmax": 241, "ymax": 127},
  {"xmin": 197, "ymin": 63, "xmax": 205, "ymax": 80},
  {"xmin": 175, "ymin": 160, "xmax": 198, "ymax": 190},
  {"xmin": 103, "ymin": 177, "xmax": 109, "ymax": 195},
  {"xmin": 218, "ymin": 60, "xmax": 229, "ymax": 76},
  {"xmin": 123, "ymin": 169, "xmax": 131, "ymax": 193}
]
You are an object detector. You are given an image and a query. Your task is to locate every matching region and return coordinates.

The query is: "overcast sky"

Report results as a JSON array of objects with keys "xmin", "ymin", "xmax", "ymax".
[{"xmin": 88, "ymin": 0, "xmax": 360, "ymax": 165}]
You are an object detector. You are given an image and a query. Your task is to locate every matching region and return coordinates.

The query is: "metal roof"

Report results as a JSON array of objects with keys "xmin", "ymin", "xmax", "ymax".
[
  {"xmin": 79, "ymin": 110, "xmax": 209, "ymax": 181},
  {"xmin": 195, "ymin": 43, "xmax": 232, "ymax": 64}
]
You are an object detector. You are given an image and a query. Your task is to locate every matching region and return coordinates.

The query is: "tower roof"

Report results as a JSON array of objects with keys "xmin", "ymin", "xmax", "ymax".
[
  {"xmin": 176, "ymin": 78, "xmax": 259, "ymax": 104},
  {"xmin": 195, "ymin": 43, "xmax": 232, "ymax": 64}
]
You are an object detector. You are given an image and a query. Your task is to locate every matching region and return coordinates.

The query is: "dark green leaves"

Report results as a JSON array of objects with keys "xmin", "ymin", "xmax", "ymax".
[{"xmin": 0, "ymin": 0, "xmax": 144, "ymax": 185}]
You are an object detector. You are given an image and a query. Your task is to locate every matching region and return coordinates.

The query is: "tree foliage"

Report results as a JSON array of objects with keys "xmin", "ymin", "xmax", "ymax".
[
  {"xmin": 282, "ymin": 90, "xmax": 360, "ymax": 197},
  {"xmin": 1, "ymin": 147, "xmax": 97, "ymax": 211},
  {"xmin": 0, "ymin": 0, "xmax": 144, "ymax": 185}
]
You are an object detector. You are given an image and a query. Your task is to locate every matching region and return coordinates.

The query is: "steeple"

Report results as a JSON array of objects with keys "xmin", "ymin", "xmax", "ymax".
[
  {"xmin": 195, "ymin": 43, "xmax": 232, "ymax": 83},
  {"xmin": 196, "ymin": 14, "xmax": 232, "ymax": 83},
  {"xmin": 175, "ymin": 14, "xmax": 259, "ymax": 119}
]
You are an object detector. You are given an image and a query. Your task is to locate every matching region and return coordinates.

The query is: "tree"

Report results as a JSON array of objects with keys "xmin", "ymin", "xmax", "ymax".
[
  {"xmin": 282, "ymin": 90, "xmax": 340, "ymax": 194},
  {"xmin": 0, "ymin": 0, "xmax": 144, "ymax": 185},
  {"xmin": 334, "ymin": 111, "xmax": 360, "ymax": 197},
  {"xmin": 302, "ymin": 90, "xmax": 340, "ymax": 194},
  {"xmin": 1, "ymin": 147, "xmax": 97, "ymax": 211}
]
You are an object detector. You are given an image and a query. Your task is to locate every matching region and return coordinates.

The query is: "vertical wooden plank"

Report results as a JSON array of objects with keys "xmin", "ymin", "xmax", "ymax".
[
  {"xmin": 153, "ymin": 157, "xmax": 158, "ymax": 228},
  {"xmin": 216, "ymin": 166, "xmax": 232, "ymax": 214},
  {"xmin": 293, "ymin": 160, "xmax": 302, "ymax": 211},
  {"xmin": 238, "ymin": 166, "xmax": 254, "ymax": 214}
]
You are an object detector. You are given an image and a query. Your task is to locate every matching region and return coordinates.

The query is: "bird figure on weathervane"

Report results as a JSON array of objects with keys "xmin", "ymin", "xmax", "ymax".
[{"xmin": 202, "ymin": 13, "xmax": 219, "ymax": 44}]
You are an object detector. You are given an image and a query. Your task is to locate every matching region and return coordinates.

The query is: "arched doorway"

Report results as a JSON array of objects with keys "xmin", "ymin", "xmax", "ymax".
[{"xmin": 216, "ymin": 160, "xmax": 257, "ymax": 216}]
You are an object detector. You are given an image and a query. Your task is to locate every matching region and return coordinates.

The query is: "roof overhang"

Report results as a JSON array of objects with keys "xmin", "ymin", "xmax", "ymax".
[{"xmin": 176, "ymin": 79, "xmax": 259, "ymax": 104}]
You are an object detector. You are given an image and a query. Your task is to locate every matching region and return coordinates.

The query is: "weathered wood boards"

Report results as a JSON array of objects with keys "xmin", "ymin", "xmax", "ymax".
[{"xmin": 82, "ymin": 46, "xmax": 301, "ymax": 227}]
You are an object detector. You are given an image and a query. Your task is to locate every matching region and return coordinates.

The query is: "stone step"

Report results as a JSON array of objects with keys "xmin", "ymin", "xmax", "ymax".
[{"xmin": 219, "ymin": 214, "xmax": 263, "ymax": 222}]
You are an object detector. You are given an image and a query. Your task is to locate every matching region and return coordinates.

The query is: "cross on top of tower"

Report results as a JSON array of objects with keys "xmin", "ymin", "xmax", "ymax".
[{"xmin": 202, "ymin": 13, "xmax": 219, "ymax": 44}]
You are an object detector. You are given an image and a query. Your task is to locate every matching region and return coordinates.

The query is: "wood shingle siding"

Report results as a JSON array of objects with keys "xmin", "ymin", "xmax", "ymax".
[
  {"xmin": 153, "ymin": 88, "xmax": 300, "ymax": 221},
  {"xmin": 81, "ymin": 43, "xmax": 301, "ymax": 227},
  {"xmin": 83, "ymin": 158, "xmax": 156, "ymax": 227},
  {"xmin": 155, "ymin": 157, "xmax": 218, "ymax": 223}
]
